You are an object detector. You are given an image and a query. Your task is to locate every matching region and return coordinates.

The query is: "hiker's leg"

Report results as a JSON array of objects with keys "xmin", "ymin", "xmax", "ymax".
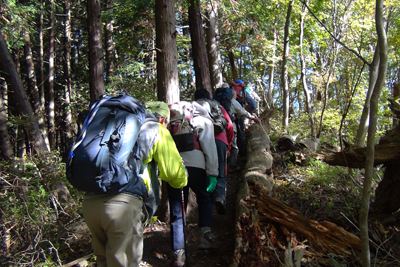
[
  {"xmin": 167, "ymin": 184, "xmax": 188, "ymax": 250},
  {"xmin": 83, "ymin": 194, "xmax": 145, "ymax": 267},
  {"xmin": 213, "ymin": 139, "xmax": 227, "ymax": 203},
  {"xmin": 82, "ymin": 196, "xmax": 107, "ymax": 267},
  {"xmin": 236, "ymin": 117, "xmax": 245, "ymax": 156},
  {"xmin": 187, "ymin": 167, "xmax": 212, "ymax": 228},
  {"xmin": 229, "ymin": 128, "xmax": 238, "ymax": 167}
]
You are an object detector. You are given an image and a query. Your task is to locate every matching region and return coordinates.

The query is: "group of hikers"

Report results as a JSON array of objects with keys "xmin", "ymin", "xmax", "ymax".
[{"xmin": 66, "ymin": 79, "xmax": 261, "ymax": 267}]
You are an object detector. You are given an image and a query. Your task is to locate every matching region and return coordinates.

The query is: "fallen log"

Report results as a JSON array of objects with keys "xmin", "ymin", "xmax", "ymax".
[
  {"xmin": 248, "ymin": 180, "xmax": 361, "ymax": 256},
  {"xmin": 324, "ymin": 126, "xmax": 400, "ymax": 168}
]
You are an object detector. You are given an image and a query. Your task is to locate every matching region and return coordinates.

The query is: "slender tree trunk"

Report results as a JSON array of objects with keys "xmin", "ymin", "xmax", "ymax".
[
  {"xmin": 189, "ymin": 0, "xmax": 212, "ymax": 93},
  {"xmin": 0, "ymin": 32, "xmax": 49, "ymax": 153},
  {"xmin": 0, "ymin": 80, "xmax": 12, "ymax": 160},
  {"xmin": 229, "ymin": 50, "xmax": 238, "ymax": 81},
  {"xmin": 38, "ymin": 1, "xmax": 45, "ymax": 117},
  {"xmin": 47, "ymin": 1, "xmax": 56, "ymax": 149},
  {"xmin": 155, "ymin": 0, "xmax": 179, "ymax": 104},
  {"xmin": 63, "ymin": 0, "xmax": 73, "ymax": 158},
  {"xmin": 360, "ymin": 1, "xmax": 388, "ymax": 265},
  {"xmin": 206, "ymin": 1, "xmax": 223, "ymax": 92},
  {"xmin": 355, "ymin": 47, "xmax": 379, "ymax": 147},
  {"xmin": 299, "ymin": 1, "xmax": 316, "ymax": 137},
  {"xmin": 104, "ymin": 0, "xmax": 115, "ymax": 83},
  {"xmin": 87, "ymin": 0, "xmax": 105, "ymax": 103},
  {"xmin": 267, "ymin": 21, "xmax": 277, "ymax": 110},
  {"xmin": 281, "ymin": 0, "xmax": 294, "ymax": 131},
  {"xmin": 23, "ymin": 29, "xmax": 50, "ymax": 151}
]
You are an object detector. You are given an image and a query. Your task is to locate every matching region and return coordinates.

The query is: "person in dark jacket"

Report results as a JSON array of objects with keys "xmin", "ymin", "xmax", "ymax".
[{"xmin": 194, "ymin": 89, "xmax": 234, "ymax": 215}]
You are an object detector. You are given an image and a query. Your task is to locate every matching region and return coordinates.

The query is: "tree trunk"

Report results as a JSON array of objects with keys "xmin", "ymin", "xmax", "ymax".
[
  {"xmin": 206, "ymin": 1, "xmax": 223, "ymax": 92},
  {"xmin": 0, "ymin": 32, "xmax": 48, "ymax": 153},
  {"xmin": 355, "ymin": 48, "xmax": 379, "ymax": 147},
  {"xmin": 281, "ymin": 0, "xmax": 294, "ymax": 131},
  {"xmin": 38, "ymin": 1, "xmax": 45, "ymax": 119},
  {"xmin": 104, "ymin": 0, "xmax": 115, "ymax": 83},
  {"xmin": 300, "ymin": 2, "xmax": 316, "ymax": 138},
  {"xmin": 63, "ymin": 0, "xmax": 73, "ymax": 158},
  {"xmin": 47, "ymin": 2, "xmax": 56, "ymax": 150},
  {"xmin": 155, "ymin": 0, "xmax": 179, "ymax": 104},
  {"xmin": 267, "ymin": 21, "xmax": 277, "ymax": 110},
  {"xmin": 189, "ymin": 0, "xmax": 212, "ymax": 94},
  {"xmin": 229, "ymin": 50, "xmax": 238, "ymax": 82},
  {"xmin": 0, "ymin": 81, "xmax": 12, "ymax": 160},
  {"xmin": 360, "ymin": 1, "xmax": 388, "ymax": 265},
  {"xmin": 87, "ymin": 0, "xmax": 105, "ymax": 103},
  {"xmin": 23, "ymin": 29, "xmax": 50, "ymax": 151}
]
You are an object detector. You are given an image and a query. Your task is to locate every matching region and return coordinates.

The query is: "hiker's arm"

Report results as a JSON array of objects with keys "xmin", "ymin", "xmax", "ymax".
[
  {"xmin": 145, "ymin": 124, "xmax": 188, "ymax": 189},
  {"xmin": 232, "ymin": 99, "xmax": 251, "ymax": 118},
  {"xmin": 244, "ymin": 91, "xmax": 257, "ymax": 114}
]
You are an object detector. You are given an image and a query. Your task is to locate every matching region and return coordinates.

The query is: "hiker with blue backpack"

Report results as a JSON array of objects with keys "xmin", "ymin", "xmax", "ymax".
[
  {"xmin": 194, "ymin": 89, "xmax": 234, "ymax": 215},
  {"xmin": 67, "ymin": 94, "xmax": 187, "ymax": 267},
  {"xmin": 167, "ymin": 100, "xmax": 220, "ymax": 267}
]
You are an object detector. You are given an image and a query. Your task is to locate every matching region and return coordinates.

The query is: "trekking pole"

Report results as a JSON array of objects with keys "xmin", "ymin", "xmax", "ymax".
[{"xmin": 181, "ymin": 188, "xmax": 188, "ymax": 266}]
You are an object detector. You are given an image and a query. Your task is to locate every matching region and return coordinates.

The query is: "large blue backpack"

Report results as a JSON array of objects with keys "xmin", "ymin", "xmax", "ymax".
[{"xmin": 66, "ymin": 93, "xmax": 146, "ymax": 193}]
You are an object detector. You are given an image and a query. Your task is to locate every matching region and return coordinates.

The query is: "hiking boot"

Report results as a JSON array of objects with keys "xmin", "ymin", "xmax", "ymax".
[
  {"xmin": 198, "ymin": 230, "xmax": 219, "ymax": 249},
  {"xmin": 173, "ymin": 249, "xmax": 185, "ymax": 267},
  {"xmin": 215, "ymin": 197, "xmax": 226, "ymax": 215}
]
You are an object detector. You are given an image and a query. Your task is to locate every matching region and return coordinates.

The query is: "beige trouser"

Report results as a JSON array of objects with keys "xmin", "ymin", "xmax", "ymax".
[{"xmin": 82, "ymin": 193, "xmax": 147, "ymax": 267}]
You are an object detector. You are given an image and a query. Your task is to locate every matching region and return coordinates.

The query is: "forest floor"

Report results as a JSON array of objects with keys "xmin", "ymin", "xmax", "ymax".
[
  {"xmin": 139, "ymin": 142, "xmax": 400, "ymax": 267},
  {"xmin": 140, "ymin": 154, "xmax": 245, "ymax": 267},
  {"xmin": 57, "ymin": 133, "xmax": 400, "ymax": 267}
]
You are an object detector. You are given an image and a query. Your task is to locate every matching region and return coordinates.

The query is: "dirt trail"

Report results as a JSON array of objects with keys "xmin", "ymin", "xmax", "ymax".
[{"xmin": 141, "ymin": 156, "xmax": 246, "ymax": 267}]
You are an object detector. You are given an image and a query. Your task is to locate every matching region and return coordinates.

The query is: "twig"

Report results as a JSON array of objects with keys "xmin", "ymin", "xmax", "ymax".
[
  {"xmin": 340, "ymin": 212, "xmax": 400, "ymax": 264},
  {"xmin": 264, "ymin": 227, "xmax": 288, "ymax": 267}
]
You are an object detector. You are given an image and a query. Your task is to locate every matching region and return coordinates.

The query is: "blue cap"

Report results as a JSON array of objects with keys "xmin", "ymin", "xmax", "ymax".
[{"xmin": 235, "ymin": 79, "xmax": 244, "ymax": 84}]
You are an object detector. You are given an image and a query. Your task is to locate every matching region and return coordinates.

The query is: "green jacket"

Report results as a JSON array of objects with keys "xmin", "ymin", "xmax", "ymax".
[{"xmin": 137, "ymin": 114, "xmax": 187, "ymax": 215}]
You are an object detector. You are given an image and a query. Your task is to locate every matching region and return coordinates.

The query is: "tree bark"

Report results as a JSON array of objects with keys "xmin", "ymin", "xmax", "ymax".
[
  {"xmin": 87, "ymin": 0, "xmax": 105, "ymax": 103},
  {"xmin": 206, "ymin": 1, "xmax": 223, "ymax": 92},
  {"xmin": 155, "ymin": 0, "xmax": 179, "ymax": 104},
  {"xmin": 281, "ymin": 0, "xmax": 294, "ymax": 131},
  {"xmin": 0, "ymin": 32, "xmax": 48, "ymax": 153},
  {"xmin": 189, "ymin": 0, "xmax": 212, "ymax": 94}
]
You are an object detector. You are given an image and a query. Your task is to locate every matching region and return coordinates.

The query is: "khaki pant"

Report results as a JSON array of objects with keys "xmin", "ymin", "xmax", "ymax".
[{"xmin": 83, "ymin": 193, "xmax": 147, "ymax": 267}]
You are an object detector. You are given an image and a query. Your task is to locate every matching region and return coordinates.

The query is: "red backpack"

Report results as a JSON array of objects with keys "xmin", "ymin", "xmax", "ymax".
[{"xmin": 231, "ymin": 81, "xmax": 246, "ymax": 106}]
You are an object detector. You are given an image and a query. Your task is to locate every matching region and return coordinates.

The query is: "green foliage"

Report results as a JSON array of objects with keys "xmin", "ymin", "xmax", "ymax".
[{"xmin": 0, "ymin": 153, "xmax": 87, "ymax": 266}]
